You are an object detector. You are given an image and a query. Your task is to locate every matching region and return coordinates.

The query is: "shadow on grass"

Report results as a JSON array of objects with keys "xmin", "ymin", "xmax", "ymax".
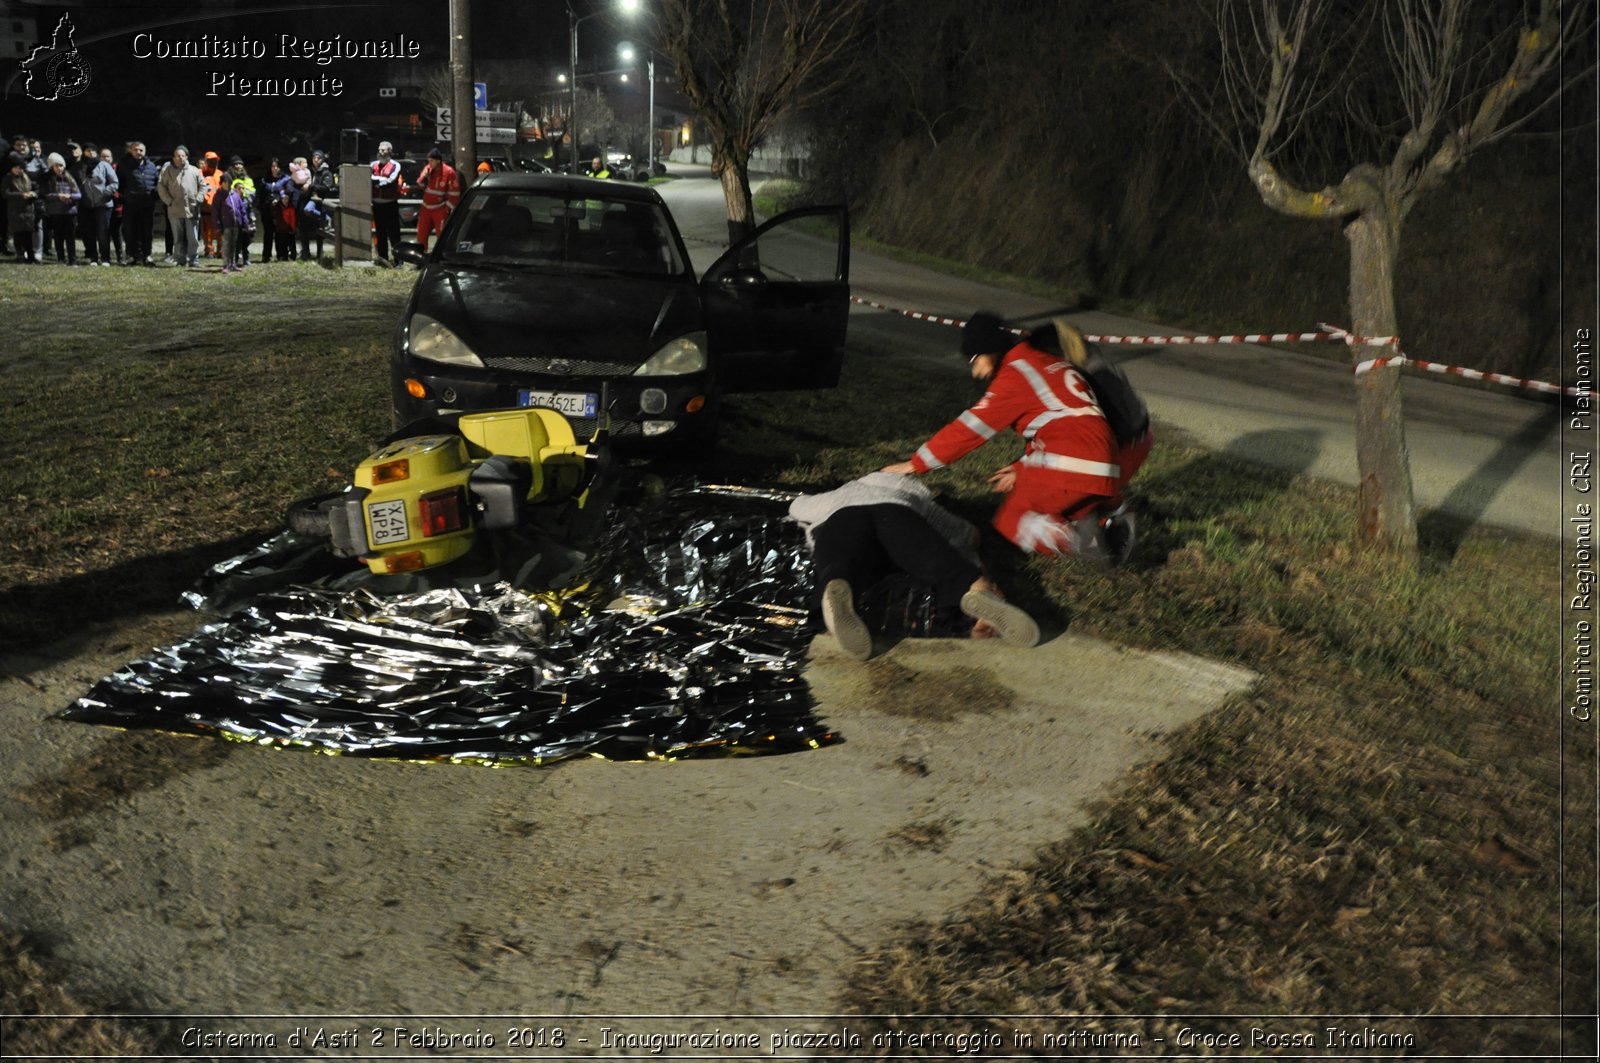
[
  {"xmin": 1417, "ymin": 410, "xmax": 1557, "ymax": 562},
  {"xmin": 972, "ymin": 427, "xmax": 1324, "ymax": 637},
  {"xmin": 0, "ymin": 531, "xmax": 269, "ymax": 672}
]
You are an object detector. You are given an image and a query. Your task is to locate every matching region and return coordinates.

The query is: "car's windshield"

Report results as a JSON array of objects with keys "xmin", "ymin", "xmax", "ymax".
[{"xmin": 440, "ymin": 190, "xmax": 685, "ymax": 276}]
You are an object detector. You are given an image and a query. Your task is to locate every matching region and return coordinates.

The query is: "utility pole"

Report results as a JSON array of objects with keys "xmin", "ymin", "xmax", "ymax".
[
  {"xmin": 568, "ymin": 7, "xmax": 580, "ymax": 173},
  {"xmin": 449, "ymin": 0, "xmax": 476, "ymax": 180}
]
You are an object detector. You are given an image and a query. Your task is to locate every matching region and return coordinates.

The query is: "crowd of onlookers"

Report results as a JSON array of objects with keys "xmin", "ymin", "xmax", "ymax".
[{"xmin": 4, "ymin": 132, "xmax": 342, "ymax": 272}]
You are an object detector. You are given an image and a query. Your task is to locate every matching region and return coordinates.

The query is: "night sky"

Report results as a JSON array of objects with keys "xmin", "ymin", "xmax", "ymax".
[{"xmin": 2, "ymin": 0, "xmax": 651, "ymax": 162}]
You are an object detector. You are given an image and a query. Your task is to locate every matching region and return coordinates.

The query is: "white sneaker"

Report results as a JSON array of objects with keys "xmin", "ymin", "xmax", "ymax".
[
  {"xmin": 959, "ymin": 589, "xmax": 1040, "ymax": 648},
  {"xmin": 821, "ymin": 579, "xmax": 872, "ymax": 660}
]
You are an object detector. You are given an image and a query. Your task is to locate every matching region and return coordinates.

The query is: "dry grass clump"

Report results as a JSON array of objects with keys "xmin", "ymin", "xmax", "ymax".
[
  {"xmin": 0, "ymin": 934, "xmax": 162, "ymax": 1058},
  {"xmin": 865, "ymin": 658, "xmax": 1016, "ymax": 722}
]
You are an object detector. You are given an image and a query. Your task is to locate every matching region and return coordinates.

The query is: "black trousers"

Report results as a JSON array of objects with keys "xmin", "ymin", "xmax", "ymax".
[
  {"xmin": 373, "ymin": 200, "xmax": 402, "ymax": 261},
  {"xmin": 810, "ymin": 504, "xmax": 980, "ymax": 613},
  {"xmin": 122, "ymin": 199, "xmax": 155, "ymax": 262},
  {"xmin": 48, "ymin": 215, "xmax": 77, "ymax": 263},
  {"xmin": 79, "ymin": 204, "xmax": 110, "ymax": 262}
]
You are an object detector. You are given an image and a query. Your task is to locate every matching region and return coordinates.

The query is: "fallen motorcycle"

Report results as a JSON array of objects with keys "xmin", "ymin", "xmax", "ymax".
[{"xmin": 287, "ymin": 405, "xmax": 609, "ymax": 576}]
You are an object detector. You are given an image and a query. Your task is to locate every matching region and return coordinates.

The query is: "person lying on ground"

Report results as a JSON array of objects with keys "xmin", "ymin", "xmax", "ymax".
[{"xmin": 788, "ymin": 471, "xmax": 1040, "ymax": 662}]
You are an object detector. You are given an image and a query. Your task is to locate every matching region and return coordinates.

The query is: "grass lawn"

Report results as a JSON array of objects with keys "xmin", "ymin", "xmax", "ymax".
[{"xmin": 0, "ymin": 258, "xmax": 1590, "ymax": 1055}]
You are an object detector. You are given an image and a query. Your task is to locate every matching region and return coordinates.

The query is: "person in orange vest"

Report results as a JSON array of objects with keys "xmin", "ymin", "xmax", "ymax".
[
  {"xmin": 199, "ymin": 150, "xmax": 224, "ymax": 257},
  {"xmin": 414, "ymin": 147, "xmax": 460, "ymax": 253}
]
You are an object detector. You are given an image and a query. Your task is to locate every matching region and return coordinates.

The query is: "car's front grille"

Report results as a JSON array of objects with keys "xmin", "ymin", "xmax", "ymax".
[
  {"xmin": 482, "ymin": 355, "xmax": 639, "ymax": 376},
  {"xmin": 570, "ymin": 418, "xmax": 642, "ymax": 438}
]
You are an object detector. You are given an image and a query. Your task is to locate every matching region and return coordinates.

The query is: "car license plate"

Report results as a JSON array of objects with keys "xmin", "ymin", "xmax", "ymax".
[
  {"xmin": 366, "ymin": 498, "xmax": 410, "ymax": 546},
  {"xmin": 518, "ymin": 389, "xmax": 599, "ymax": 418}
]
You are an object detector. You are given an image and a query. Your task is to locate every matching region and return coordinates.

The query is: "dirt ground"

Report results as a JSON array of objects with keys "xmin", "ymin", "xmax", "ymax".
[{"xmin": 1, "ymin": 605, "xmax": 1253, "ymax": 1045}]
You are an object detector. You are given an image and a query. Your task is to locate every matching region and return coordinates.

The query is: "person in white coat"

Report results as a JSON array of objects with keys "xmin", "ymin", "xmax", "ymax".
[{"xmin": 156, "ymin": 145, "xmax": 206, "ymax": 267}]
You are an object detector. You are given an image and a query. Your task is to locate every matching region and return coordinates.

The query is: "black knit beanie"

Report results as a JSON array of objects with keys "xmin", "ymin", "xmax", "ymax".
[
  {"xmin": 961, "ymin": 311, "xmax": 1011, "ymax": 361},
  {"xmin": 1027, "ymin": 319, "xmax": 1064, "ymax": 356}
]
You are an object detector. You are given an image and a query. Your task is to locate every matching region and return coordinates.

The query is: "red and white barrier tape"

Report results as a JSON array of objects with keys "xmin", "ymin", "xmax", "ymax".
[{"xmin": 847, "ymin": 295, "xmax": 1592, "ymax": 399}]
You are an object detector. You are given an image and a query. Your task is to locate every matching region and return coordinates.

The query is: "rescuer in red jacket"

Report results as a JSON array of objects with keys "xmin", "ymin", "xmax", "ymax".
[
  {"xmin": 414, "ymin": 147, "xmax": 461, "ymax": 252},
  {"xmin": 883, "ymin": 312, "xmax": 1143, "ymax": 563}
]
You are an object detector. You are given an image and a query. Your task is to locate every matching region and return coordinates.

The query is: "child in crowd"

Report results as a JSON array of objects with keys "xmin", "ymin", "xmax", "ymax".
[{"xmin": 214, "ymin": 172, "xmax": 249, "ymax": 274}]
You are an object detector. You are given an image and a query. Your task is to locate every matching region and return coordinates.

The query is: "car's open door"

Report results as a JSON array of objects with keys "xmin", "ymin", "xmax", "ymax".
[{"xmin": 700, "ymin": 205, "xmax": 849, "ymax": 390}]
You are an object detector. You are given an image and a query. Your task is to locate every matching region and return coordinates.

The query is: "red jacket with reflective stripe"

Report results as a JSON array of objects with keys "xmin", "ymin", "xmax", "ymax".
[
  {"xmin": 371, "ymin": 158, "xmax": 405, "ymax": 202},
  {"xmin": 417, "ymin": 162, "xmax": 460, "ymax": 212},
  {"xmin": 910, "ymin": 340, "xmax": 1119, "ymax": 495}
]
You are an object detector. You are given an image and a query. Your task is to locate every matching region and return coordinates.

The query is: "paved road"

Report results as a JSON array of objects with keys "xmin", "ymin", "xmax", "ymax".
[{"xmin": 658, "ymin": 165, "xmax": 1570, "ymax": 542}]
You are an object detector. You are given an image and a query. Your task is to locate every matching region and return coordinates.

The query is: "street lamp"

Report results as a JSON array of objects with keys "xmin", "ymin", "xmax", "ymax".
[
  {"xmin": 567, "ymin": 0, "xmax": 639, "ymax": 173},
  {"xmin": 619, "ymin": 42, "xmax": 656, "ymax": 175}
]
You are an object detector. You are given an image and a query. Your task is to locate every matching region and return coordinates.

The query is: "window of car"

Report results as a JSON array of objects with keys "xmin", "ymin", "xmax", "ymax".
[{"xmin": 440, "ymin": 191, "xmax": 684, "ymax": 277}]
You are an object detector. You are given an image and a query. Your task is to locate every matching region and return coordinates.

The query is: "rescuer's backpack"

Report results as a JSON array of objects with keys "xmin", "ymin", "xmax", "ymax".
[
  {"xmin": 1053, "ymin": 318, "xmax": 1150, "ymax": 445},
  {"xmin": 1080, "ymin": 351, "xmax": 1149, "ymax": 445}
]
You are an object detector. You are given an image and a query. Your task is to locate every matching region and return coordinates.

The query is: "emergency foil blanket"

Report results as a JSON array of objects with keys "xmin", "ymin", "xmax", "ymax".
[{"xmin": 62, "ymin": 485, "xmax": 839, "ymax": 765}]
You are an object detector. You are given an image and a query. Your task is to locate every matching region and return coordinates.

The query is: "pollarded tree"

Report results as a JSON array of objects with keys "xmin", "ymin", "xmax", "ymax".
[
  {"xmin": 1216, "ymin": 0, "xmax": 1591, "ymax": 556},
  {"xmin": 654, "ymin": 0, "xmax": 866, "ymax": 242}
]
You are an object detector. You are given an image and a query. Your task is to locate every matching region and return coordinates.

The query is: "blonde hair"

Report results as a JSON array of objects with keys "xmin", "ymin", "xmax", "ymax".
[{"xmin": 1054, "ymin": 317, "xmax": 1089, "ymax": 369}]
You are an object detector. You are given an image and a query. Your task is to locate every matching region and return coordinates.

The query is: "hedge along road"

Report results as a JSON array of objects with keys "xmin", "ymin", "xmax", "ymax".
[{"xmin": 660, "ymin": 165, "xmax": 1569, "ymax": 543}]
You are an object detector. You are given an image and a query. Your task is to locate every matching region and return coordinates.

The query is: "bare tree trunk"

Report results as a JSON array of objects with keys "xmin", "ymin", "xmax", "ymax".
[
  {"xmin": 1209, "ymin": 0, "xmax": 1586, "ymax": 562},
  {"xmin": 713, "ymin": 146, "xmax": 755, "ymax": 244},
  {"xmin": 656, "ymin": 0, "xmax": 865, "ymax": 243},
  {"xmin": 1344, "ymin": 204, "xmax": 1419, "ymax": 554}
]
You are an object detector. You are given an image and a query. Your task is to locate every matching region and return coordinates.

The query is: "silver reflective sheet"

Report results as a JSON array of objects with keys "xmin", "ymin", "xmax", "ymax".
[{"xmin": 64, "ymin": 484, "xmax": 836, "ymax": 765}]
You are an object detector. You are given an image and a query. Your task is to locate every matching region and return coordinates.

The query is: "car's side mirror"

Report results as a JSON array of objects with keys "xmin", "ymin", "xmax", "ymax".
[
  {"xmin": 396, "ymin": 242, "xmax": 427, "ymax": 266},
  {"xmin": 718, "ymin": 268, "xmax": 768, "ymax": 289}
]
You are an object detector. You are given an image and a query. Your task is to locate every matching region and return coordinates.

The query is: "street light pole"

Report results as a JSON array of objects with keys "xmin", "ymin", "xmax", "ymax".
[
  {"xmin": 567, "ymin": 5, "xmax": 580, "ymax": 172},
  {"xmin": 566, "ymin": 1, "xmax": 640, "ymax": 175},
  {"xmin": 646, "ymin": 52, "xmax": 655, "ymax": 174}
]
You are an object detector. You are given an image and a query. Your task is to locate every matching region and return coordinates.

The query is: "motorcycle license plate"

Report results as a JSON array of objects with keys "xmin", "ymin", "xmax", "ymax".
[
  {"xmin": 518, "ymin": 389, "xmax": 598, "ymax": 418},
  {"xmin": 366, "ymin": 498, "xmax": 410, "ymax": 546}
]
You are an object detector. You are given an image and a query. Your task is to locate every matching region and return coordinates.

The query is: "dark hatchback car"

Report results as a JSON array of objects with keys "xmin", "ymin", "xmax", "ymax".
[{"xmin": 390, "ymin": 173, "xmax": 849, "ymax": 443}]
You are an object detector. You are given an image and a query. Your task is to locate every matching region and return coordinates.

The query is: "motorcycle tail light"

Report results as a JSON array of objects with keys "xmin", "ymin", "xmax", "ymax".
[
  {"xmin": 382, "ymin": 550, "xmax": 427, "ymax": 573},
  {"xmin": 371, "ymin": 458, "xmax": 410, "ymax": 484},
  {"xmin": 419, "ymin": 487, "xmax": 468, "ymax": 537}
]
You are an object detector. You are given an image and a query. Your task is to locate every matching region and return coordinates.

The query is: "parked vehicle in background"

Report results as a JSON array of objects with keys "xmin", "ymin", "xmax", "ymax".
[{"xmin": 390, "ymin": 173, "xmax": 850, "ymax": 445}]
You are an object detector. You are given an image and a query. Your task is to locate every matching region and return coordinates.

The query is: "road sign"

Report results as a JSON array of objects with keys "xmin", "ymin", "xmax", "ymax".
[
  {"xmin": 473, "ymin": 82, "xmax": 488, "ymax": 109},
  {"xmin": 437, "ymin": 107, "xmax": 518, "ymax": 127},
  {"xmin": 438, "ymin": 125, "xmax": 517, "ymax": 144}
]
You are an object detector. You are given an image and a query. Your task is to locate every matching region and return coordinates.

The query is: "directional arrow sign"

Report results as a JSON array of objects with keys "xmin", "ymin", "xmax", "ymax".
[{"xmin": 438, "ymin": 107, "xmax": 518, "ymax": 128}]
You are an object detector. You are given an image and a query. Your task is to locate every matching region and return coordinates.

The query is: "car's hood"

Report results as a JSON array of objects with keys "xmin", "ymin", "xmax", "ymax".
[{"xmin": 412, "ymin": 265, "xmax": 700, "ymax": 366}]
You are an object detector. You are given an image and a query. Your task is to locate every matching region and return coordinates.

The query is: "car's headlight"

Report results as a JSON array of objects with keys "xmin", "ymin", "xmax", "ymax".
[
  {"xmin": 407, "ymin": 313, "xmax": 484, "ymax": 368},
  {"xmin": 633, "ymin": 332, "xmax": 707, "ymax": 376}
]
